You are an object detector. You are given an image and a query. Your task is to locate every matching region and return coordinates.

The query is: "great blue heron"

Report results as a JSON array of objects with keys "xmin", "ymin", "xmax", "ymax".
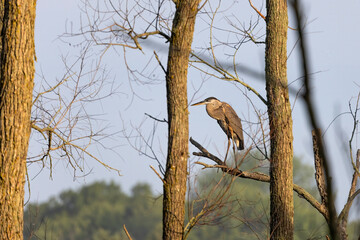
[{"xmin": 191, "ymin": 97, "xmax": 244, "ymax": 160}]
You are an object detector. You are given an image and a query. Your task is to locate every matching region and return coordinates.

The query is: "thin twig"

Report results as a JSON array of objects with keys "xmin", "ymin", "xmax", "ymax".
[
  {"xmin": 248, "ymin": 0, "xmax": 266, "ymax": 20},
  {"xmin": 145, "ymin": 113, "xmax": 168, "ymax": 123},
  {"xmin": 150, "ymin": 165, "xmax": 165, "ymax": 184},
  {"xmin": 123, "ymin": 225, "xmax": 133, "ymax": 240},
  {"xmin": 154, "ymin": 51, "xmax": 167, "ymax": 74}
]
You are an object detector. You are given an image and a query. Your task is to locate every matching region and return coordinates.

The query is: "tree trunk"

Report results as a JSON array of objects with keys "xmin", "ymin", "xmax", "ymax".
[
  {"xmin": 162, "ymin": 1, "xmax": 200, "ymax": 239},
  {"xmin": 0, "ymin": 1, "xmax": 36, "ymax": 239},
  {"xmin": 265, "ymin": 0, "xmax": 294, "ymax": 239}
]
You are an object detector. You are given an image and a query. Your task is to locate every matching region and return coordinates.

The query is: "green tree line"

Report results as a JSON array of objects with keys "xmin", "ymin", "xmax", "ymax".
[{"xmin": 24, "ymin": 158, "xmax": 360, "ymax": 240}]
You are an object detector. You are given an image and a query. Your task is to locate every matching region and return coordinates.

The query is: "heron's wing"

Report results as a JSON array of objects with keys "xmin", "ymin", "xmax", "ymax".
[
  {"xmin": 222, "ymin": 103, "xmax": 244, "ymax": 150},
  {"xmin": 206, "ymin": 104, "xmax": 224, "ymax": 121}
]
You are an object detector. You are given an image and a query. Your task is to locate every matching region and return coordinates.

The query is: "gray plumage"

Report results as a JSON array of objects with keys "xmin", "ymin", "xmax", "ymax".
[{"xmin": 191, "ymin": 97, "xmax": 244, "ymax": 150}]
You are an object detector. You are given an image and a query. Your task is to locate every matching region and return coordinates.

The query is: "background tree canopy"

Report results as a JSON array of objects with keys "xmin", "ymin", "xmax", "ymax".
[{"xmin": 24, "ymin": 157, "xmax": 359, "ymax": 240}]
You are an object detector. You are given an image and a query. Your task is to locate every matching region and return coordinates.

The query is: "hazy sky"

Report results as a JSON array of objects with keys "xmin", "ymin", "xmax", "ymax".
[{"xmin": 27, "ymin": 0, "xmax": 360, "ymax": 219}]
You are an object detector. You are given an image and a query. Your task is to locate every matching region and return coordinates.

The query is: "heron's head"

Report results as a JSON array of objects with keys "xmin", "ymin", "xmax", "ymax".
[{"xmin": 191, "ymin": 97, "xmax": 221, "ymax": 107}]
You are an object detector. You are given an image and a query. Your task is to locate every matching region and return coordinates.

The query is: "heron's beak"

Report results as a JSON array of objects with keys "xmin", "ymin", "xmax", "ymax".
[{"xmin": 191, "ymin": 100, "xmax": 207, "ymax": 106}]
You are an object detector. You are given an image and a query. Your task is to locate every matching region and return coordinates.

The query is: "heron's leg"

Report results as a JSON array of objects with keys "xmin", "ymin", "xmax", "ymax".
[
  {"xmin": 232, "ymin": 136, "xmax": 236, "ymax": 153},
  {"xmin": 224, "ymin": 137, "xmax": 231, "ymax": 165},
  {"xmin": 231, "ymin": 135, "xmax": 236, "ymax": 166},
  {"xmin": 228, "ymin": 126, "xmax": 236, "ymax": 166}
]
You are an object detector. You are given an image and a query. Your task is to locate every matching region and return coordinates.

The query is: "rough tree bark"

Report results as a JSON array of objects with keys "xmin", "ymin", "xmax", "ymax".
[
  {"xmin": 0, "ymin": 1, "xmax": 36, "ymax": 240},
  {"xmin": 265, "ymin": 0, "xmax": 294, "ymax": 239},
  {"xmin": 162, "ymin": 1, "xmax": 200, "ymax": 239}
]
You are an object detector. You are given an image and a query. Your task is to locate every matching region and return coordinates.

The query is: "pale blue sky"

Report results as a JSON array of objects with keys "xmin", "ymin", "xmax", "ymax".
[{"xmin": 27, "ymin": 0, "xmax": 360, "ymax": 220}]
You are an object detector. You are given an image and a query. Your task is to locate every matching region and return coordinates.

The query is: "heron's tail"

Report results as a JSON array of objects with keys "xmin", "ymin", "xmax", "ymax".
[{"xmin": 236, "ymin": 139, "xmax": 244, "ymax": 150}]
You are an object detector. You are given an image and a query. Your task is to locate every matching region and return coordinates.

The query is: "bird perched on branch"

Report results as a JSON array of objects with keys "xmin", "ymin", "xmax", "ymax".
[{"xmin": 191, "ymin": 97, "xmax": 244, "ymax": 160}]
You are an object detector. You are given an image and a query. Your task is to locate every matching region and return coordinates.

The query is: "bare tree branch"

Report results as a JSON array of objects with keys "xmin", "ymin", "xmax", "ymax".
[
  {"xmin": 29, "ymin": 44, "xmax": 121, "ymax": 178},
  {"xmin": 338, "ymin": 149, "xmax": 360, "ymax": 232},
  {"xmin": 348, "ymin": 92, "xmax": 360, "ymax": 175},
  {"xmin": 292, "ymin": 0, "xmax": 339, "ymax": 238},
  {"xmin": 312, "ymin": 129, "xmax": 328, "ymax": 206},
  {"xmin": 184, "ymin": 173, "xmax": 235, "ymax": 240},
  {"xmin": 190, "ymin": 52, "xmax": 268, "ymax": 105},
  {"xmin": 190, "ymin": 137, "xmax": 329, "ymax": 220}
]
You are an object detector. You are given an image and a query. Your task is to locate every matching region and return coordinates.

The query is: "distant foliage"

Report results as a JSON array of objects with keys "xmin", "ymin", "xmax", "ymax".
[
  {"xmin": 24, "ymin": 182, "xmax": 162, "ymax": 240},
  {"xmin": 24, "ymin": 158, "xmax": 359, "ymax": 240}
]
